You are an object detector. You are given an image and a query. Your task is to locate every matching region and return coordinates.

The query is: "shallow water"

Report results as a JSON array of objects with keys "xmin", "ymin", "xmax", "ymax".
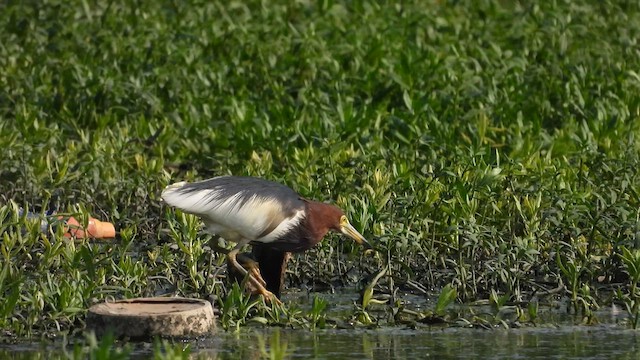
[
  {"xmin": 3, "ymin": 315, "xmax": 638, "ymax": 360},
  {"xmin": 1, "ymin": 290, "xmax": 638, "ymax": 359},
  {"xmin": 190, "ymin": 325, "xmax": 640, "ymax": 360},
  {"xmin": 2, "ymin": 325, "xmax": 639, "ymax": 359}
]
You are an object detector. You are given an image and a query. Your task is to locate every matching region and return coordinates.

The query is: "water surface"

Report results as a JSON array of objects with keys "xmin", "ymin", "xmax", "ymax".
[
  {"xmin": 1, "ymin": 290, "xmax": 637, "ymax": 359},
  {"xmin": 187, "ymin": 325, "xmax": 639, "ymax": 359}
]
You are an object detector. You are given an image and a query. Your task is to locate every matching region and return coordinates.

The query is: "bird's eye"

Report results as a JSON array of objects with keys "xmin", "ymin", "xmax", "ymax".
[{"xmin": 340, "ymin": 215, "xmax": 348, "ymax": 225}]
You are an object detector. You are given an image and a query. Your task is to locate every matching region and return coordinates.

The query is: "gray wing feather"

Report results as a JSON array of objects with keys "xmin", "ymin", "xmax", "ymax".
[
  {"xmin": 162, "ymin": 176, "xmax": 305, "ymax": 240},
  {"xmin": 179, "ymin": 176, "xmax": 302, "ymax": 213}
]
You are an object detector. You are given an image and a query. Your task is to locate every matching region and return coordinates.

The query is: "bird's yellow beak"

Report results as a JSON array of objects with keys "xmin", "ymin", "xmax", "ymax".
[{"xmin": 340, "ymin": 216, "xmax": 373, "ymax": 250}]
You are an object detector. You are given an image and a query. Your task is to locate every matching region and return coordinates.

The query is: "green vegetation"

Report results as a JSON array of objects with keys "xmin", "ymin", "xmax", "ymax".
[{"xmin": 2, "ymin": 0, "xmax": 640, "ymax": 340}]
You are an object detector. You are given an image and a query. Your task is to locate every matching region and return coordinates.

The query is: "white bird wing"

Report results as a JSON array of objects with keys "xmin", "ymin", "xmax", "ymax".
[{"xmin": 161, "ymin": 176, "xmax": 306, "ymax": 242}]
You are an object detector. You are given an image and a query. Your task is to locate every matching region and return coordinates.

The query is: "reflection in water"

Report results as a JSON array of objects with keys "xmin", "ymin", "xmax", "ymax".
[
  {"xmin": 187, "ymin": 325, "xmax": 640, "ymax": 360},
  {"xmin": 1, "ymin": 325, "xmax": 639, "ymax": 359}
]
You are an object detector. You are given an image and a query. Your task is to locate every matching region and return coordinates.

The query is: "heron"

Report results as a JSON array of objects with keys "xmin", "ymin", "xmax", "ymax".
[{"xmin": 161, "ymin": 175, "xmax": 371, "ymax": 302}]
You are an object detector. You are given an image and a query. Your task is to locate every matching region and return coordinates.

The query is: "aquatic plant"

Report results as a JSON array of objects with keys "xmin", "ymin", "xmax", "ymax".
[
  {"xmin": 618, "ymin": 246, "xmax": 640, "ymax": 328},
  {"xmin": 1, "ymin": 0, "xmax": 640, "ymax": 338}
]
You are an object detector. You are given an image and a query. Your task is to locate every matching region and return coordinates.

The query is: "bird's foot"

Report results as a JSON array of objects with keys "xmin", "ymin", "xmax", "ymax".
[{"xmin": 260, "ymin": 289, "xmax": 282, "ymax": 305}]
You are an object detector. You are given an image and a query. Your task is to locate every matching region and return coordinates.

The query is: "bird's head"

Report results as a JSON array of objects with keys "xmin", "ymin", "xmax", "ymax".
[
  {"xmin": 332, "ymin": 211, "xmax": 373, "ymax": 250},
  {"xmin": 306, "ymin": 201, "xmax": 373, "ymax": 250}
]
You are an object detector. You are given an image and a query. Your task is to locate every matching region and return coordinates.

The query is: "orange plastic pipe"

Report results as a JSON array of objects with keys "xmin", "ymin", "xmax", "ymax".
[{"xmin": 61, "ymin": 216, "xmax": 116, "ymax": 239}]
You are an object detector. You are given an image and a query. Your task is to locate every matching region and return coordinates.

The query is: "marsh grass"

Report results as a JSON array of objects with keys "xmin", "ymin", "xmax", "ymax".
[{"xmin": 2, "ymin": 0, "xmax": 640, "ymax": 337}]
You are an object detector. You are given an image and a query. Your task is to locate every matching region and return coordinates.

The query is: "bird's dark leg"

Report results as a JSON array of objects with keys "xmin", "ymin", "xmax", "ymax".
[
  {"xmin": 228, "ymin": 238, "xmax": 281, "ymax": 304},
  {"xmin": 252, "ymin": 246, "xmax": 291, "ymax": 299}
]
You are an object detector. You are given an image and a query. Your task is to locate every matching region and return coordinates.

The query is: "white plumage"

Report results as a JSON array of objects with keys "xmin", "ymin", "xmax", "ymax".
[{"xmin": 162, "ymin": 182, "xmax": 305, "ymax": 243}]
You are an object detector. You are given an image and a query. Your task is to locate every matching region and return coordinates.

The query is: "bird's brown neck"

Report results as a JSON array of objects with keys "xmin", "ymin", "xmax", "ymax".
[
  {"xmin": 260, "ymin": 200, "xmax": 340, "ymax": 253},
  {"xmin": 303, "ymin": 200, "xmax": 339, "ymax": 245}
]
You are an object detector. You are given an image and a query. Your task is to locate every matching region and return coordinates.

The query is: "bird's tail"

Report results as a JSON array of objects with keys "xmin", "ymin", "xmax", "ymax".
[
  {"xmin": 161, "ymin": 181, "xmax": 189, "ymax": 206},
  {"xmin": 162, "ymin": 180, "xmax": 220, "ymax": 216}
]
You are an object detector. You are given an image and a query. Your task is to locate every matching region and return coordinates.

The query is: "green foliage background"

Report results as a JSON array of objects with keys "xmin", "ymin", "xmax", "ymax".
[{"xmin": 2, "ymin": 0, "xmax": 640, "ymax": 335}]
